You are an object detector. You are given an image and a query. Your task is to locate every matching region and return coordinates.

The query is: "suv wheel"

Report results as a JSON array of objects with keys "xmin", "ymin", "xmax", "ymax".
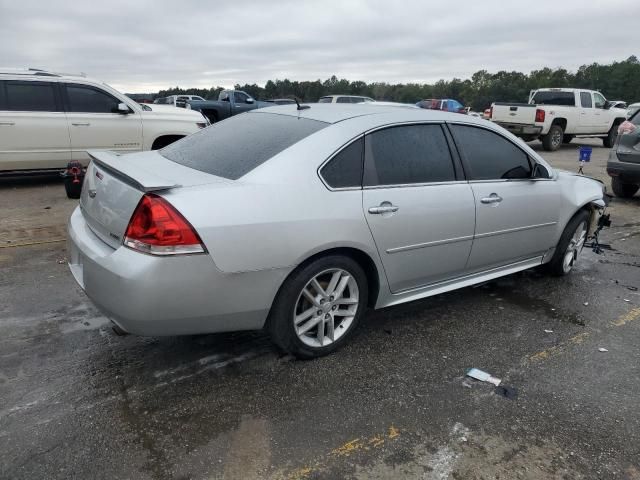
[
  {"xmin": 603, "ymin": 124, "xmax": 618, "ymax": 148},
  {"xmin": 542, "ymin": 125, "xmax": 563, "ymax": 151},
  {"xmin": 611, "ymin": 177, "xmax": 639, "ymax": 198},
  {"xmin": 268, "ymin": 255, "xmax": 368, "ymax": 359}
]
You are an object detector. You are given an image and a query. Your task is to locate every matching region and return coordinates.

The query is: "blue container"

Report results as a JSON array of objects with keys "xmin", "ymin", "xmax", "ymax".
[{"xmin": 579, "ymin": 146, "xmax": 592, "ymax": 162}]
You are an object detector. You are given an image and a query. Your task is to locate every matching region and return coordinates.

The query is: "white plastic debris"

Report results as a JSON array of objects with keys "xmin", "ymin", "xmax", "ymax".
[
  {"xmin": 583, "ymin": 302, "xmax": 589, "ymax": 306},
  {"xmin": 466, "ymin": 368, "xmax": 501, "ymax": 386},
  {"xmin": 544, "ymin": 329, "xmax": 554, "ymax": 333},
  {"xmin": 598, "ymin": 348, "xmax": 608, "ymax": 352},
  {"xmin": 624, "ymin": 299, "xmax": 630, "ymax": 302}
]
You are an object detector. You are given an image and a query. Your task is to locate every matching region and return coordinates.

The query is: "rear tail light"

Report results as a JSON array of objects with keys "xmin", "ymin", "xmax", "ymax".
[
  {"xmin": 535, "ymin": 109, "xmax": 546, "ymax": 123},
  {"xmin": 124, "ymin": 194, "xmax": 205, "ymax": 255},
  {"xmin": 618, "ymin": 120, "xmax": 637, "ymax": 135}
]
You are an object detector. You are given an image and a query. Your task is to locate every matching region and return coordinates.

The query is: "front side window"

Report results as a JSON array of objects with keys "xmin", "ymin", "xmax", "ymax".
[
  {"xmin": 234, "ymin": 92, "xmax": 249, "ymax": 103},
  {"xmin": 66, "ymin": 84, "xmax": 121, "ymax": 113},
  {"xmin": 320, "ymin": 138, "xmax": 363, "ymax": 188},
  {"xmin": 364, "ymin": 124, "xmax": 456, "ymax": 186},
  {"xmin": 593, "ymin": 92, "xmax": 606, "ymax": 109},
  {"xmin": 161, "ymin": 112, "xmax": 328, "ymax": 180},
  {"xmin": 450, "ymin": 124, "xmax": 532, "ymax": 180},
  {"xmin": 580, "ymin": 92, "xmax": 593, "ymax": 108},
  {"xmin": 5, "ymin": 81, "xmax": 58, "ymax": 112}
]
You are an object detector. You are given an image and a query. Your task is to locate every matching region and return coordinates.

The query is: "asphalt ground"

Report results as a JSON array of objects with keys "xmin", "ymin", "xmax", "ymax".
[{"xmin": 1, "ymin": 138, "xmax": 639, "ymax": 480}]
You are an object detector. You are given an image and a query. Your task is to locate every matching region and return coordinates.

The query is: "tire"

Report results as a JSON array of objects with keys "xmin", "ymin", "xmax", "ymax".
[
  {"xmin": 542, "ymin": 125, "xmax": 564, "ymax": 151},
  {"xmin": 611, "ymin": 177, "xmax": 639, "ymax": 198},
  {"xmin": 546, "ymin": 210, "xmax": 590, "ymax": 276},
  {"xmin": 267, "ymin": 255, "xmax": 368, "ymax": 359},
  {"xmin": 563, "ymin": 134, "xmax": 574, "ymax": 144},
  {"xmin": 603, "ymin": 124, "xmax": 618, "ymax": 148}
]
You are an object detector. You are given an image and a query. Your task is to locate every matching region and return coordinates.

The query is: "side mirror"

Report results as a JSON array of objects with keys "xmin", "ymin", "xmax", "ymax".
[
  {"xmin": 246, "ymin": 97, "xmax": 255, "ymax": 104},
  {"xmin": 603, "ymin": 102, "xmax": 611, "ymax": 110},
  {"xmin": 117, "ymin": 102, "xmax": 130, "ymax": 114}
]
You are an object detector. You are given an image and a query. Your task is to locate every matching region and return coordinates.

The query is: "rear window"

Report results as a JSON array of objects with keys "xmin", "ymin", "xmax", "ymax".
[
  {"xmin": 531, "ymin": 91, "xmax": 575, "ymax": 106},
  {"xmin": 631, "ymin": 109, "xmax": 640, "ymax": 125},
  {"xmin": 161, "ymin": 113, "xmax": 328, "ymax": 180}
]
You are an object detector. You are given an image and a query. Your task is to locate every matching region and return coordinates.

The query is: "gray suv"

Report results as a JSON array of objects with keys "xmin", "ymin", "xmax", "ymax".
[{"xmin": 607, "ymin": 111, "xmax": 640, "ymax": 198}]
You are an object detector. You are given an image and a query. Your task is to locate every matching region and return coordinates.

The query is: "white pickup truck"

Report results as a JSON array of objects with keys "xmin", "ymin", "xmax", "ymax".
[{"xmin": 490, "ymin": 88, "xmax": 628, "ymax": 151}]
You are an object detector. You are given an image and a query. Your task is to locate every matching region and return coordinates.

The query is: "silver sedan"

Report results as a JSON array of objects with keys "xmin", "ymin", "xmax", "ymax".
[{"xmin": 68, "ymin": 104, "xmax": 607, "ymax": 358}]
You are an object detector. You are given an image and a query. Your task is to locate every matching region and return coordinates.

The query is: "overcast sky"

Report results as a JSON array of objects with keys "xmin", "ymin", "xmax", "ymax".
[{"xmin": 1, "ymin": 0, "xmax": 638, "ymax": 93}]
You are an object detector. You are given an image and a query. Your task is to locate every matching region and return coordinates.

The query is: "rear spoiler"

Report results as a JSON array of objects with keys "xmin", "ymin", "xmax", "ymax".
[{"xmin": 88, "ymin": 150, "xmax": 179, "ymax": 192}]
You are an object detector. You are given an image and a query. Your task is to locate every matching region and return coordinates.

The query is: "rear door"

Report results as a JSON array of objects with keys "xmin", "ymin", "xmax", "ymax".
[
  {"xmin": 362, "ymin": 123, "xmax": 476, "ymax": 292},
  {"xmin": 0, "ymin": 79, "xmax": 70, "ymax": 171},
  {"xmin": 578, "ymin": 91, "xmax": 595, "ymax": 133},
  {"xmin": 449, "ymin": 123, "xmax": 560, "ymax": 272},
  {"xmin": 63, "ymin": 83, "xmax": 142, "ymax": 163}
]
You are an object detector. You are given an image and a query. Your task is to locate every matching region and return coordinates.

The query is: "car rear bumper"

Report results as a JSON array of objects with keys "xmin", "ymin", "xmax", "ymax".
[
  {"xmin": 493, "ymin": 122, "xmax": 543, "ymax": 136},
  {"xmin": 67, "ymin": 206, "xmax": 288, "ymax": 336},
  {"xmin": 607, "ymin": 150, "xmax": 640, "ymax": 184}
]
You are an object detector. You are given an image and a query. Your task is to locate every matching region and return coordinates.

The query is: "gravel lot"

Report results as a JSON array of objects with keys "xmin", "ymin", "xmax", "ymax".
[{"xmin": 1, "ymin": 138, "xmax": 639, "ymax": 480}]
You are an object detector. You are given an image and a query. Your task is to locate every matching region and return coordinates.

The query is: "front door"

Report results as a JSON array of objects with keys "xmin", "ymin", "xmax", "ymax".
[
  {"xmin": 449, "ymin": 123, "xmax": 560, "ymax": 272},
  {"xmin": 362, "ymin": 123, "xmax": 476, "ymax": 293},
  {"xmin": 233, "ymin": 91, "xmax": 255, "ymax": 115},
  {"xmin": 63, "ymin": 83, "xmax": 142, "ymax": 164},
  {"xmin": 0, "ymin": 80, "xmax": 71, "ymax": 171}
]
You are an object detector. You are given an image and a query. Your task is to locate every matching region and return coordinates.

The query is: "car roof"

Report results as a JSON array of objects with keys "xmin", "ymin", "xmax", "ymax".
[{"xmin": 252, "ymin": 103, "xmax": 482, "ymax": 125}]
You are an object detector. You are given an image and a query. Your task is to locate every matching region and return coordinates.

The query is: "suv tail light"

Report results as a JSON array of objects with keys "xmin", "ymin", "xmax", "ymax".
[
  {"xmin": 124, "ymin": 194, "xmax": 205, "ymax": 255},
  {"xmin": 618, "ymin": 120, "xmax": 637, "ymax": 135},
  {"xmin": 535, "ymin": 109, "xmax": 546, "ymax": 123}
]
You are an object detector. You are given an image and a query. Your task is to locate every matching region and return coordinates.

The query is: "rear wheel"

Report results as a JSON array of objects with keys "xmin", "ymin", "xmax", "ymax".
[
  {"xmin": 268, "ymin": 255, "xmax": 368, "ymax": 359},
  {"xmin": 546, "ymin": 210, "xmax": 590, "ymax": 276},
  {"xmin": 603, "ymin": 124, "xmax": 618, "ymax": 148},
  {"xmin": 611, "ymin": 177, "xmax": 639, "ymax": 198},
  {"xmin": 542, "ymin": 125, "xmax": 563, "ymax": 151}
]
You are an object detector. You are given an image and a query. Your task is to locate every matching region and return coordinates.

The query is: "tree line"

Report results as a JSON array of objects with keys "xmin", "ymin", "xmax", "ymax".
[{"xmin": 154, "ymin": 56, "xmax": 639, "ymax": 111}]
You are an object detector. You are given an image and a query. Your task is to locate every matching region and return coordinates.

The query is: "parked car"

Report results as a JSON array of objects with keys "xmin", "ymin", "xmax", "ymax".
[
  {"xmin": 318, "ymin": 95, "xmax": 375, "ymax": 104},
  {"xmin": 185, "ymin": 90, "xmax": 273, "ymax": 123},
  {"xmin": 68, "ymin": 104, "xmax": 608, "ymax": 358},
  {"xmin": 416, "ymin": 98, "xmax": 466, "ymax": 113},
  {"xmin": 607, "ymin": 110, "xmax": 640, "ymax": 198},
  {"xmin": 154, "ymin": 95, "xmax": 205, "ymax": 108},
  {"xmin": 0, "ymin": 68, "xmax": 208, "ymax": 174},
  {"xmin": 490, "ymin": 88, "xmax": 628, "ymax": 151},
  {"xmin": 627, "ymin": 102, "xmax": 640, "ymax": 119},
  {"xmin": 608, "ymin": 100, "xmax": 627, "ymax": 110},
  {"xmin": 266, "ymin": 98, "xmax": 297, "ymax": 105}
]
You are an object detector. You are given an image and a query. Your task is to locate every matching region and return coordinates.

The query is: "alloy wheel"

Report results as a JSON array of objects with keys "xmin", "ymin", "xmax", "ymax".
[
  {"xmin": 562, "ymin": 221, "xmax": 587, "ymax": 273},
  {"xmin": 293, "ymin": 268, "xmax": 359, "ymax": 348}
]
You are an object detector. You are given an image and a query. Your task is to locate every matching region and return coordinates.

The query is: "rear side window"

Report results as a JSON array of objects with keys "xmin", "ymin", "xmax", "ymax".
[
  {"xmin": 364, "ymin": 124, "xmax": 456, "ymax": 186},
  {"xmin": 318, "ymin": 97, "xmax": 332, "ymax": 103},
  {"xmin": 66, "ymin": 84, "xmax": 121, "ymax": 113},
  {"xmin": 580, "ymin": 92, "xmax": 592, "ymax": 108},
  {"xmin": 0, "ymin": 81, "xmax": 6, "ymax": 109},
  {"xmin": 631, "ymin": 109, "xmax": 640, "ymax": 125},
  {"xmin": 531, "ymin": 91, "xmax": 575, "ymax": 106},
  {"xmin": 5, "ymin": 81, "xmax": 59, "ymax": 112},
  {"xmin": 320, "ymin": 138, "xmax": 363, "ymax": 189},
  {"xmin": 336, "ymin": 97, "xmax": 351, "ymax": 104},
  {"xmin": 161, "ymin": 113, "xmax": 328, "ymax": 180},
  {"xmin": 450, "ymin": 124, "xmax": 532, "ymax": 180}
]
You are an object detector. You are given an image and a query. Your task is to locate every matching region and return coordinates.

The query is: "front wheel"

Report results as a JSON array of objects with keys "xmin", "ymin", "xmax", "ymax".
[
  {"xmin": 268, "ymin": 255, "xmax": 368, "ymax": 359},
  {"xmin": 546, "ymin": 210, "xmax": 590, "ymax": 276},
  {"xmin": 542, "ymin": 125, "xmax": 564, "ymax": 151}
]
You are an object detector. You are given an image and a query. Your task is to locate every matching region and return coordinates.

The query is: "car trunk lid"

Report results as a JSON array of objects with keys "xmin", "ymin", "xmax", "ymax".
[{"xmin": 79, "ymin": 150, "xmax": 229, "ymax": 249}]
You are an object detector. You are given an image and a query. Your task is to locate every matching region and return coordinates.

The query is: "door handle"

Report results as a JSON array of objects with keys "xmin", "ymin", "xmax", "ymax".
[
  {"xmin": 72, "ymin": 122, "xmax": 90, "ymax": 126},
  {"xmin": 0, "ymin": 122, "xmax": 15, "ymax": 126},
  {"xmin": 480, "ymin": 194, "xmax": 503, "ymax": 204},
  {"xmin": 368, "ymin": 203, "xmax": 399, "ymax": 214}
]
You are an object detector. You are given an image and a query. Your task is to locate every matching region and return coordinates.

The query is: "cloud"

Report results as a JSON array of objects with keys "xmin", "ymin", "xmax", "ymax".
[{"xmin": 0, "ymin": 0, "xmax": 638, "ymax": 92}]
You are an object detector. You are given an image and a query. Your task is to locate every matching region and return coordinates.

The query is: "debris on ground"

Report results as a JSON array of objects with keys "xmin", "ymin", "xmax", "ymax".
[
  {"xmin": 494, "ymin": 385, "xmax": 518, "ymax": 400},
  {"xmin": 466, "ymin": 368, "xmax": 501, "ymax": 386},
  {"xmin": 544, "ymin": 329, "xmax": 554, "ymax": 333},
  {"xmin": 584, "ymin": 302, "xmax": 589, "ymax": 306},
  {"xmin": 624, "ymin": 299, "xmax": 630, "ymax": 302},
  {"xmin": 598, "ymin": 348, "xmax": 609, "ymax": 352}
]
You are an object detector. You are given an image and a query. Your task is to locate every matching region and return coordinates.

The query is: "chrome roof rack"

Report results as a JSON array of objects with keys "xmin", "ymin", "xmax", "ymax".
[{"xmin": 0, "ymin": 68, "xmax": 87, "ymax": 77}]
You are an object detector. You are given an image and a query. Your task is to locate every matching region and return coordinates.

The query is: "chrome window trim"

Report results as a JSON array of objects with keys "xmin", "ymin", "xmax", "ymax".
[{"xmin": 363, "ymin": 180, "xmax": 468, "ymax": 190}]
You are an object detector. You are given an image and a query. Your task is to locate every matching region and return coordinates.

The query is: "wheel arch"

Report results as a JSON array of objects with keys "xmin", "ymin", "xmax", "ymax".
[
  {"xmin": 551, "ymin": 118, "xmax": 567, "ymax": 130},
  {"xmin": 151, "ymin": 134, "xmax": 185, "ymax": 150}
]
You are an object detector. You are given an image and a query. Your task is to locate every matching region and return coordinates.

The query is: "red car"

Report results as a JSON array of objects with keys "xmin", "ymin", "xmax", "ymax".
[{"xmin": 416, "ymin": 98, "xmax": 466, "ymax": 113}]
